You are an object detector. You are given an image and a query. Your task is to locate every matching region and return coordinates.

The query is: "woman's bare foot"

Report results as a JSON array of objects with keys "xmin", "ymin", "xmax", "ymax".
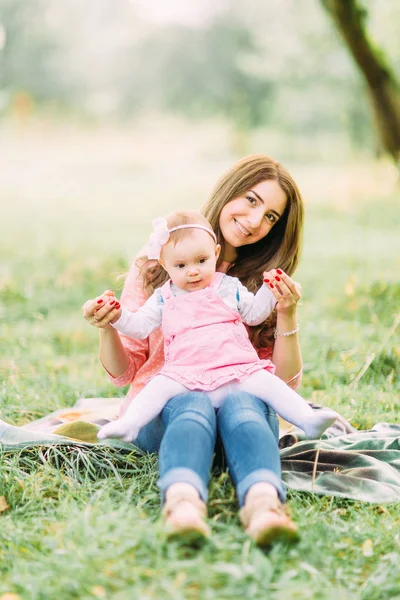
[
  {"xmin": 240, "ymin": 483, "xmax": 299, "ymax": 547},
  {"xmin": 163, "ymin": 483, "xmax": 210, "ymax": 542}
]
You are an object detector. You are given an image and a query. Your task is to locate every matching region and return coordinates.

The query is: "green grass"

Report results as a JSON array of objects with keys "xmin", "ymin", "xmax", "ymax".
[{"xmin": 0, "ymin": 123, "xmax": 400, "ymax": 599}]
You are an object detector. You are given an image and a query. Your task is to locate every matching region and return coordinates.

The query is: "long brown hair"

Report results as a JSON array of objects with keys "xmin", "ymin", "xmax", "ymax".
[
  {"xmin": 139, "ymin": 155, "xmax": 304, "ymax": 347},
  {"xmin": 203, "ymin": 154, "xmax": 304, "ymax": 347}
]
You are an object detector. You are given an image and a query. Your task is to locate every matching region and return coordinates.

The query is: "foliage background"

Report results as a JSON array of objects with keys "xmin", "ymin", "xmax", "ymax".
[{"xmin": 1, "ymin": 0, "xmax": 400, "ymax": 157}]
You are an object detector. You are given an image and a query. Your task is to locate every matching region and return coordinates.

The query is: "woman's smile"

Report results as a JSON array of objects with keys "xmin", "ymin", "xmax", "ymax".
[
  {"xmin": 219, "ymin": 179, "xmax": 288, "ymax": 258},
  {"xmin": 233, "ymin": 219, "xmax": 251, "ymax": 237}
]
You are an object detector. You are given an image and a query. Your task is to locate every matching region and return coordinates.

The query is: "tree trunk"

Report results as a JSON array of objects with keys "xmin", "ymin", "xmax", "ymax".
[{"xmin": 321, "ymin": 0, "xmax": 400, "ymax": 167}]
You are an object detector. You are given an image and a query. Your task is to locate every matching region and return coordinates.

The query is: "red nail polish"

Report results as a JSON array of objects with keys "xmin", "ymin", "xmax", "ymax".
[
  {"xmin": 269, "ymin": 283, "xmax": 274, "ymax": 289},
  {"xmin": 97, "ymin": 299, "xmax": 103, "ymax": 304},
  {"xmin": 275, "ymin": 276, "xmax": 281, "ymax": 282},
  {"xmin": 115, "ymin": 303, "xmax": 120, "ymax": 309},
  {"xmin": 276, "ymin": 269, "xmax": 282, "ymax": 275},
  {"xmin": 109, "ymin": 300, "xmax": 115, "ymax": 305},
  {"xmin": 263, "ymin": 278, "xmax": 270, "ymax": 283}
]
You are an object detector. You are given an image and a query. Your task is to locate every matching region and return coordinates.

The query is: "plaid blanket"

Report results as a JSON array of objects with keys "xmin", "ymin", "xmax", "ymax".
[
  {"xmin": 1, "ymin": 398, "xmax": 400, "ymax": 503},
  {"xmin": 280, "ymin": 423, "xmax": 400, "ymax": 503}
]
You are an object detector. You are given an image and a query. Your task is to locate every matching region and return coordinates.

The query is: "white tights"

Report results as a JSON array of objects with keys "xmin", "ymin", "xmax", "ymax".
[{"xmin": 98, "ymin": 370, "xmax": 338, "ymax": 443}]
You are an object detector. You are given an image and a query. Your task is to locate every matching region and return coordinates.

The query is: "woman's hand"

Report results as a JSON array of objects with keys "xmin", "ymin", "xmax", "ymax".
[
  {"xmin": 263, "ymin": 269, "xmax": 301, "ymax": 316},
  {"xmin": 82, "ymin": 289, "xmax": 122, "ymax": 328}
]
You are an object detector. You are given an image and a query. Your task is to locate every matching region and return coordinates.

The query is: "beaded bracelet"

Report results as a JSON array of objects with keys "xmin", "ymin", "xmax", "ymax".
[{"xmin": 274, "ymin": 324, "xmax": 300, "ymax": 339}]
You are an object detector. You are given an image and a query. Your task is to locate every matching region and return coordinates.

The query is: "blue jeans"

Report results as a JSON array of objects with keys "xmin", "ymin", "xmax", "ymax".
[{"xmin": 134, "ymin": 391, "xmax": 286, "ymax": 506}]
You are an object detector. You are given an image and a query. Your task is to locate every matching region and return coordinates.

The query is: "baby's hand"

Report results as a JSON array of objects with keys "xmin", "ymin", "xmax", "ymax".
[{"xmin": 82, "ymin": 290, "xmax": 121, "ymax": 328}]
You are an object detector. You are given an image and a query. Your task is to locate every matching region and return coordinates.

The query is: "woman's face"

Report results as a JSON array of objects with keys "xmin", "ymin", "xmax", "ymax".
[{"xmin": 219, "ymin": 179, "xmax": 287, "ymax": 256}]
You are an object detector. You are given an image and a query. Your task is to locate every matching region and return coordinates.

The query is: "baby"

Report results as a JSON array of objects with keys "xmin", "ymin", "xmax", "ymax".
[{"xmin": 98, "ymin": 210, "xmax": 337, "ymax": 442}]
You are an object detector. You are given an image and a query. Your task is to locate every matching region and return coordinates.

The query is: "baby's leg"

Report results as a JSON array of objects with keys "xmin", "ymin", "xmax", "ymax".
[
  {"xmin": 238, "ymin": 370, "xmax": 338, "ymax": 439},
  {"xmin": 208, "ymin": 383, "xmax": 233, "ymax": 408},
  {"xmin": 97, "ymin": 376, "xmax": 188, "ymax": 442}
]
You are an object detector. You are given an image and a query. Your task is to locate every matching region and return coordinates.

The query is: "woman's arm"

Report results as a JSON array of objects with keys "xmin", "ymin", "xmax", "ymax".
[
  {"xmin": 83, "ymin": 293, "xmax": 149, "ymax": 381},
  {"xmin": 265, "ymin": 269, "xmax": 303, "ymax": 385},
  {"xmin": 99, "ymin": 325, "xmax": 131, "ymax": 378},
  {"xmin": 82, "ymin": 260, "xmax": 152, "ymax": 382},
  {"xmin": 271, "ymin": 309, "xmax": 302, "ymax": 385}
]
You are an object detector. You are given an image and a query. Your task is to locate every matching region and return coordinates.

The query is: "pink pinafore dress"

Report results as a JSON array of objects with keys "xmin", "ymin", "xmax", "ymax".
[{"xmin": 158, "ymin": 272, "xmax": 274, "ymax": 391}]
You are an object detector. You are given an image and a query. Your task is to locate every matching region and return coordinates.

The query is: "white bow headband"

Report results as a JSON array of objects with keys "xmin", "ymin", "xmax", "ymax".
[{"xmin": 145, "ymin": 217, "xmax": 217, "ymax": 260}]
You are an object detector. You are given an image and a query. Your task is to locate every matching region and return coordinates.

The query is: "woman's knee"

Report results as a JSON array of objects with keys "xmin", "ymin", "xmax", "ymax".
[
  {"xmin": 217, "ymin": 392, "xmax": 276, "ymax": 432},
  {"xmin": 163, "ymin": 392, "xmax": 216, "ymax": 431},
  {"xmin": 218, "ymin": 392, "xmax": 263, "ymax": 419},
  {"xmin": 134, "ymin": 416, "xmax": 165, "ymax": 453}
]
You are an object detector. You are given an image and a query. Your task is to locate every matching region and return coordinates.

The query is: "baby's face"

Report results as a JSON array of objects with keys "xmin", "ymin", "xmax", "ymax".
[{"xmin": 160, "ymin": 229, "xmax": 220, "ymax": 292}]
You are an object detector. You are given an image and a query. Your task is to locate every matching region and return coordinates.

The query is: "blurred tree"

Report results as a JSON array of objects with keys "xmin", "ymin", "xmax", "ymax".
[
  {"xmin": 2, "ymin": 0, "xmax": 399, "ymax": 163},
  {"xmin": 121, "ymin": 17, "xmax": 274, "ymax": 152},
  {"xmin": 321, "ymin": 0, "xmax": 400, "ymax": 167}
]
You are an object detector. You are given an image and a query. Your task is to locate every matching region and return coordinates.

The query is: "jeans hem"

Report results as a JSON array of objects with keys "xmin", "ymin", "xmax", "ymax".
[
  {"xmin": 237, "ymin": 469, "xmax": 287, "ymax": 506},
  {"xmin": 157, "ymin": 468, "xmax": 209, "ymax": 504}
]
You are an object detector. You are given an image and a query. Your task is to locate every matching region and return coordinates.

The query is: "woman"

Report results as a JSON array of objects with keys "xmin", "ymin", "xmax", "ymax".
[{"xmin": 83, "ymin": 155, "xmax": 303, "ymax": 546}]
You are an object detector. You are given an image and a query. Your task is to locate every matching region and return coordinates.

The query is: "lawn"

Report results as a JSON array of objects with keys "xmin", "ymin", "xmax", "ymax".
[{"xmin": 0, "ymin": 122, "xmax": 399, "ymax": 599}]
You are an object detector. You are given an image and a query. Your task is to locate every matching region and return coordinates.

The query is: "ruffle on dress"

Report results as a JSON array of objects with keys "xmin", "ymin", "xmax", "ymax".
[{"xmin": 159, "ymin": 360, "xmax": 275, "ymax": 391}]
